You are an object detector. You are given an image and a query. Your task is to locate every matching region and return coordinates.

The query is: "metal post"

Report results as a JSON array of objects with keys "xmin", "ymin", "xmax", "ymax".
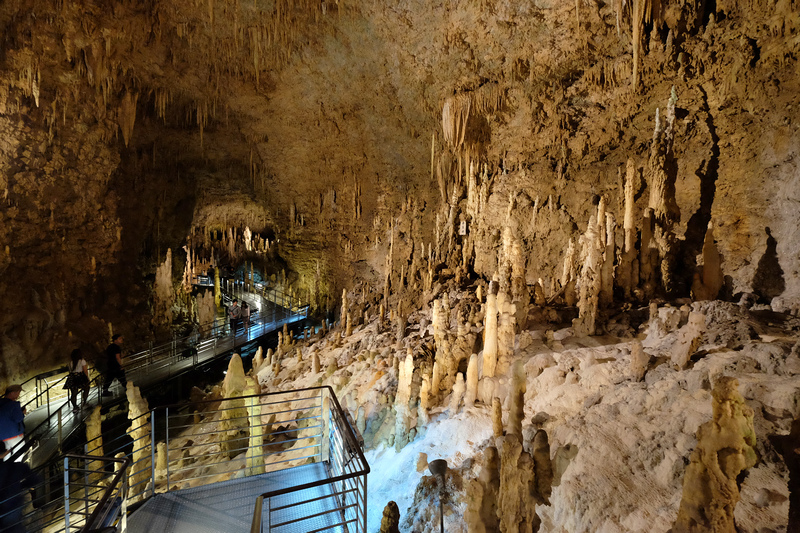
[
  {"xmin": 150, "ymin": 410, "xmax": 157, "ymax": 498},
  {"xmin": 165, "ymin": 407, "xmax": 170, "ymax": 491},
  {"xmin": 46, "ymin": 384, "xmax": 50, "ymax": 419},
  {"xmin": 57, "ymin": 409, "xmax": 63, "ymax": 453},
  {"xmin": 63, "ymin": 457, "xmax": 71, "ymax": 533}
]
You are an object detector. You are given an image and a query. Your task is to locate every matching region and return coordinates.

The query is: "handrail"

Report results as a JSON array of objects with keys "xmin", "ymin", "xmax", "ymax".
[
  {"xmin": 250, "ymin": 386, "xmax": 370, "ymax": 532},
  {"xmin": 68, "ymin": 453, "xmax": 131, "ymax": 533}
]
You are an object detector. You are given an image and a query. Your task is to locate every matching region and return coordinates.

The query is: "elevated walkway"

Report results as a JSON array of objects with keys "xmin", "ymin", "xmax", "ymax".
[
  {"xmin": 14, "ymin": 279, "xmax": 309, "ymax": 469},
  {"xmin": 3, "ymin": 387, "xmax": 369, "ymax": 533}
]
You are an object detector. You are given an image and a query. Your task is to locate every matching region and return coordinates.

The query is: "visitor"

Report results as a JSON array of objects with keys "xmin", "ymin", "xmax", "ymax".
[
  {"xmin": 0, "ymin": 439, "xmax": 42, "ymax": 533},
  {"xmin": 242, "ymin": 302, "xmax": 251, "ymax": 333},
  {"xmin": 228, "ymin": 298, "xmax": 241, "ymax": 335},
  {"xmin": 64, "ymin": 349, "xmax": 90, "ymax": 413},
  {"xmin": 0, "ymin": 385, "xmax": 25, "ymax": 462},
  {"xmin": 102, "ymin": 334, "xmax": 127, "ymax": 397}
]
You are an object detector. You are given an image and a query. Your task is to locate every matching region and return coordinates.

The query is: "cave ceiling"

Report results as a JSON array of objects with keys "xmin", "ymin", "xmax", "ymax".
[{"xmin": 1, "ymin": 0, "xmax": 799, "ymax": 381}]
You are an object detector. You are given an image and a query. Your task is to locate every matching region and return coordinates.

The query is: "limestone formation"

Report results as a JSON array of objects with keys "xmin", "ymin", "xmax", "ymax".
[
  {"xmin": 692, "ymin": 223, "xmax": 724, "ymax": 301},
  {"xmin": 126, "ymin": 383, "xmax": 152, "ymax": 499},
  {"xmin": 671, "ymin": 312, "xmax": 706, "ymax": 369},
  {"xmin": 85, "ymin": 405, "xmax": 104, "ymax": 483},
  {"xmin": 220, "ymin": 354, "xmax": 249, "ymax": 458},
  {"xmin": 379, "ymin": 501, "xmax": 401, "ymax": 533},
  {"xmin": 464, "ymin": 353, "xmax": 478, "ymax": 408},
  {"xmin": 450, "ymin": 373, "xmax": 465, "ymax": 414},
  {"xmin": 573, "ymin": 202, "xmax": 605, "ymax": 337},
  {"xmin": 508, "ymin": 359, "xmax": 526, "ymax": 436},
  {"xmin": 531, "ymin": 429, "xmax": 553, "ymax": 504},
  {"xmin": 154, "ymin": 248, "xmax": 175, "ymax": 325},
  {"xmin": 496, "ymin": 291, "xmax": 516, "ymax": 375},
  {"xmin": 630, "ymin": 340, "xmax": 650, "ymax": 381},
  {"xmin": 673, "ymin": 377, "xmax": 757, "ymax": 533},
  {"xmin": 492, "ymin": 397, "xmax": 504, "ymax": 438},
  {"xmin": 465, "ymin": 445, "xmax": 501, "ymax": 533},
  {"xmin": 394, "ymin": 348, "xmax": 415, "ymax": 451},
  {"xmin": 483, "ymin": 285, "xmax": 499, "ymax": 378},
  {"xmin": 244, "ymin": 376, "xmax": 264, "ymax": 475},
  {"xmin": 498, "ymin": 435, "xmax": 538, "ymax": 533},
  {"xmin": 418, "ymin": 374, "xmax": 431, "ymax": 428}
]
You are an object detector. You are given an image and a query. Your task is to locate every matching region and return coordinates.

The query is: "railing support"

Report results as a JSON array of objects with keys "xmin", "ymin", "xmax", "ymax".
[{"xmin": 63, "ymin": 456, "xmax": 70, "ymax": 533}]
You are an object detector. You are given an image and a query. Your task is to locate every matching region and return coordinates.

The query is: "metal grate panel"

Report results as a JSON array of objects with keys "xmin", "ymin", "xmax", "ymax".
[{"xmin": 128, "ymin": 463, "xmax": 343, "ymax": 533}]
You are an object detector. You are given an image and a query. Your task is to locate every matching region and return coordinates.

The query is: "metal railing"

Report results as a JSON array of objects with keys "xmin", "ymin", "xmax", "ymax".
[
  {"xmin": 79, "ymin": 386, "xmax": 368, "ymax": 531},
  {"xmin": 0, "ymin": 453, "xmax": 130, "ymax": 533},
  {"xmin": 251, "ymin": 387, "xmax": 370, "ymax": 533},
  {"xmin": 11, "ymin": 279, "xmax": 309, "ymax": 466}
]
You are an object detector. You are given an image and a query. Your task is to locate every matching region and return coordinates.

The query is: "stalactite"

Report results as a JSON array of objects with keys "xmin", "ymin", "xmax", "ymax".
[{"xmin": 118, "ymin": 90, "xmax": 138, "ymax": 148}]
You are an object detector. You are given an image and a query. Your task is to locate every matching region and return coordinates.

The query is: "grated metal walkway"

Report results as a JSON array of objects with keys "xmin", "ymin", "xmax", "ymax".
[{"xmin": 128, "ymin": 463, "xmax": 348, "ymax": 533}]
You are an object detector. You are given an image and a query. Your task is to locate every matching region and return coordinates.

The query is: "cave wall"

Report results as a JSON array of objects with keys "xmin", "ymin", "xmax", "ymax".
[{"xmin": 1, "ymin": 0, "xmax": 799, "ymax": 381}]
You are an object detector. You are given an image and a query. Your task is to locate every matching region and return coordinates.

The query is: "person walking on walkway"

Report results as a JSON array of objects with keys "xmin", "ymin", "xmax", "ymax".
[
  {"xmin": 0, "ymin": 385, "xmax": 26, "ymax": 462},
  {"xmin": 0, "ymin": 439, "xmax": 42, "ymax": 532},
  {"xmin": 241, "ymin": 301, "xmax": 251, "ymax": 334},
  {"xmin": 102, "ymin": 334, "xmax": 127, "ymax": 396},
  {"xmin": 228, "ymin": 299, "xmax": 241, "ymax": 335},
  {"xmin": 65, "ymin": 349, "xmax": 90, "ymax": 412}
]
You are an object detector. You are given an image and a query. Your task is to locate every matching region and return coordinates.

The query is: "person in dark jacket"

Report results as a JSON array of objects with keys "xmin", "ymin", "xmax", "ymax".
[
  {"xmin": 0, "ymin": 440, "xmax": 41, "ymax": 533},
  {"xmin": 0, "ymin": 385, "xmax": 25, "ymax": 462},
  {"xmin": 102, "ymin": 334, "xmax": 127, "ymax": 396}
]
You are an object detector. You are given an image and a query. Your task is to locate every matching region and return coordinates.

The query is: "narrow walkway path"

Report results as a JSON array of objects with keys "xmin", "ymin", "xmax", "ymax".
[{"xmin": 21, "ymin": 285, "xmax": 308, "ymax": 469}]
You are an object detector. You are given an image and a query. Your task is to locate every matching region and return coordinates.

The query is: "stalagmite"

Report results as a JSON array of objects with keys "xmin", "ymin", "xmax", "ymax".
[
  {"xmin": 630, "ymin": 340, "xmax": 650, "ymax": 381},
  {"xmin": 86, "ymin": 406, "xmax": 104, "ymax": 483},
  {"xmin": 197, "ymin": 289, "xmax": 216, "ymax": 337},
  {"xmin": 126, "ymin": 383, "xmax": 151, "ymax": 500},
  {"xmin": 573, "ymin": 204, "xmax": 604, "ymax": 337},
  {"xmin": 647, "ymin": 88, "xmax": 680, "ymax": 295},
  {"xmin": 508, "ymin": 359, "xmax": 526, "ymax": 436},
  {"xmin": 671, "ymin": 312, "xmax": 706, "ymax": 368},
  {"xmin": 155, "ymin": 442, "xmax": 168, "ymax": 481},
  {"xmin": 600, "ymin": 212, "xmax": 616, "ymax": 307},
  {"xmin": 418, "ymin": 374, "xmax": 430, "ymax": 428},
  {"xmin": 214, "ymin": 268, "xmax": 222, "ymax": 307},
  {"xmin": 312, "ymin": 351, "xmax": 320, "ymax": 373},
  {"xmin": 244, "ymin": 376, "xmax": 264, "ymax": 475},
  {"xmin": 431, "ymin": 360, "xmax": 441, "ymax": 399},
  {"xmin": 345, "ymin": 312, "xmax": 352, "ymax": 337},
  {"xmin": 492, "ymin": 397, "xmax": 503, "ymax": 438},
  {"xmin": 465, "ymin": 446, "xmax": 501, "ymax": 533},
  {"xmin": 220, "ymin": 354, "xmax": 248, "ymax": 458},
  {"xmin": 252, "ymin": 347, "xmax": 266, "ymax": 374},
  {"xmin": 532, "ymin": 429, "xmax": 553, "ymax": 504},
  {"xmin": 154, "ymin": 248, "xmax": 175, "ymax": 325},
  {"xmin": 464, "ymin": 353, "xmax": 478, "ymax": 408},
  {"xmin": 498, "ymin": 434, "xmax": 537, "ymax": 533},
  {"xmin": 496, "ymin": 291, "xmax": 516, "ymax": 375},
  {"xmin": 640, "ymin": 208, "xmax": 657, "ymax": 297},
  {"xmin": 379, "ymin": 501, "xmax": 401, "ymax": 533},
  {"xmin": 450, "ymin": 373, "xmax": 465, "ymax": 413},
  {"xmin": 692, "ymin": 222, "xmax": 724, "ymax": 301},
  {"xmin": 618, "ymin": 159, "xmax": 639, "ymax": 298},
  {"xmin": 394, "ymin": 349, "xmax": 415, "ymax": 451},
  {"xmin": 673, "ymin": 377, "xmax": 757, "ymax": 533},
  {"xmin": 483, "ymin": 284, "xmax": 499, "ymax": 378}
]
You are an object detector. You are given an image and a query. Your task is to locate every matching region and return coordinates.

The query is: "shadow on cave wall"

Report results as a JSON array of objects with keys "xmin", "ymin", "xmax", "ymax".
[{"xmin": 752, "ymin": 227, "xmax": 785, "ymax": 302}]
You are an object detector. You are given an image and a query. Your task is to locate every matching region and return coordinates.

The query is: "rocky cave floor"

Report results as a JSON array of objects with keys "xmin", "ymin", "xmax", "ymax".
[{"xmin": 212, "ymin": 280, "xmax": 800, "ymax": 533}]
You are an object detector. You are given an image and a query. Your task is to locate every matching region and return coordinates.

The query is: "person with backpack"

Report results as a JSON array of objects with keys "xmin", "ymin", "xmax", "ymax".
[
  {"xmin": 102, "ymin": 334, "xmax": 127, "ymax": 396},
  {"xmin": 64, "ymin": 349, "xmax": 89, "ymax": 413}
]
